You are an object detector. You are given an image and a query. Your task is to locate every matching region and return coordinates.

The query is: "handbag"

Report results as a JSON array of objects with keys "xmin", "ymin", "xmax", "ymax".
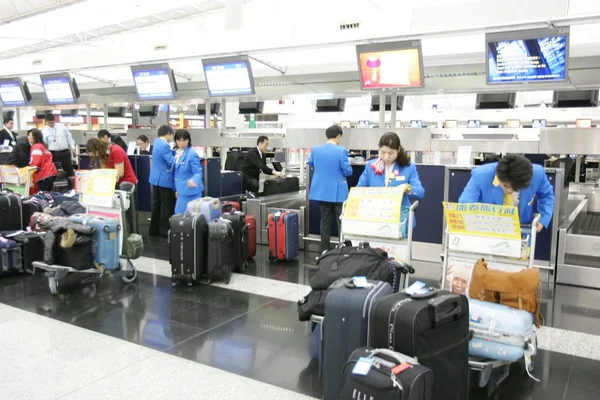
[{"xmin": 468, "ymin": 258, "xmax": 543, "ymax": 326}]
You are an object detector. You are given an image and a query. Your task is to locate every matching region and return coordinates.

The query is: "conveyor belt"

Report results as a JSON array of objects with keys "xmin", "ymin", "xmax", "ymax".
[
  {"xmin": 572, "ymin": 212, "xmax": 600, "ymax": 236},
  {"xmin": 565, "ymin": 254, "xmax": 600, "ymax": 269}
]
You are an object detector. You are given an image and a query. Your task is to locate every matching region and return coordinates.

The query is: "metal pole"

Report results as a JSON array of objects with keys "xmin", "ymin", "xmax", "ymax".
[
  {"xmin": 378, "ymin": 93, "xmax": 386, "ymax": 128},
  {"xmin": 86, "ymin": 104, "xmax": 92, "ymax": 130},
  {"xmin": 103, "ymin": 103, "xmax": 109, "ymax": 129},
  {"xmin": 15, "ymin": 107, "xmax": 21, "ymax": 130},
  {"xmin": 205, "ymin": 100, "xmax": 210, "ymax": 129},
  {"xmin": 220, "ymin": 98, "xmax": 227, "ymax": 169},
  {"xmin": 575, "ymin": 155, "xmax": 582, "ymax": 183},
  {"xmin": 390, "ymin": 93, "xmax": 397, "ymax": 128}
]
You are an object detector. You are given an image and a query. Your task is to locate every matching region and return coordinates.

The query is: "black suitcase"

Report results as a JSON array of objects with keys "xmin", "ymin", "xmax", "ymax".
[
  {"xmin": 0, "ymin": 194, "xmax": 22, "ymax": 231},
  {"xmin": 221, "ymin": 171, "xmax": 244, "ymax": 197},
  {"xmin": 11, "ymin": 232, "xmax": 45, "ymax": 274},
  {"xmin": 22, "ymin": 198, "xmax": 44, "ymax": 230},
  {"xmin": 206, "ymin": 219, "xmax": 233, "ymax": 284},
  {"xmin": 284, "ymin": 176, "xmax": 300, "ymax": 192},
  {"xmin": 221, "ymin": 212, "xmax": 248, "ymax": 273},
  {"xmin": 341, "ymin": 347, "xmax": 433, "ymax": 400},
  {"xmin": 169, "ymin": 213, "xmax": 208, "ymax": 285},
  {"xmin": 369, "ymin": 290, "xmax": 470, "ymax": 400},
  {"xmin": 263, "ymin": 176, "xmax": 300, "ymax": 196},
  {"xmin": 322, "ymin": 280, "xmax": 393, "ymax": 400}
]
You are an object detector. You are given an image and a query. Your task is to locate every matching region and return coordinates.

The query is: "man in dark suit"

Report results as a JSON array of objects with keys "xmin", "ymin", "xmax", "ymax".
[
  {"xmin": 240, "ymin": 135, "xmax": 282, "ymax": 193},
  {"xmin": 0, "ymin": 117, "xmax": 17, "ymax": 147},
  {"xmin": 6, "ymin": 136, "xmax": 30, "ymax": 167},
  {"xmin": 98, "ymin": 129, "xmax": 129, "ymax": 152}
]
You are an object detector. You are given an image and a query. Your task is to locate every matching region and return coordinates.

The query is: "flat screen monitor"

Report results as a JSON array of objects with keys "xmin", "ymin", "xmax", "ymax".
[
  {"xmin": 576, "ymin": 119, "xmax": 592, "ymax": 128},
  {"xmin": 131, "ymin": 63, "xmax": 177, "ymax": 100},
  {"xmin": 467, "ymin": 120, "xmax": 481, "ymax": 128},
  {"xmin": 356, "ymin": 40, "xmax": 424, "ymax": 89},
  {"xmin": 202, "ymin": 56, "xmax": 255, "ymax": 97},
  {"xmin": 486, "ymin": 27, "xmax": 569, "ymax": 84},
  {"xmin": 444, "ymin": 120, "xmax": 458, "ymax": 128},
  {"xmin": 0, "ymin": 78, "xmax": 29, "ymax": 106},
  {"xmin": 506, "ymin": 119, "xmax": 521, "ymax": 128},
  {"xmin": 40, "ymin": 73, "xmax": 78, "ymax": 104},
  {"xmin": 410, "ymin": 120, "xmax": 423, "ymax": 128},
  {"xmin": 532, "ymin": 119, "xmax": 547, "ymax": 127}
]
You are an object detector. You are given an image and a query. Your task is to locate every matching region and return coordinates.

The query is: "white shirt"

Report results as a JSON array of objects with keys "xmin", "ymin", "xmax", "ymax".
[
  {"xmin": 512, "ymin": 191, "xmax": 520, "ymax": 207},
  {"xmin": 42, "ymin": 123, "xmax": 75, "ymax": 151},
  {"xmin": 3, "ymin": 125, "xmax": 15, "ymax": 146},
  {"xmin": 256, "ymin": 146, "xmax": 262, "ymax": 159},
  {"xmin": 384, "ymin": 164, "xmax": 394, "ymax": 187}
]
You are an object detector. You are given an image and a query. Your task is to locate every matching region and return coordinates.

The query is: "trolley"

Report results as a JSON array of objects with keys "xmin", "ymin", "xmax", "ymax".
[
  {"xmin": 0, "ymin": 165, "xmax": 34, "ymax": 196},
  {"xmin": 33, "ymin": 185, "xmax": 138, "ymax": 295},
  {"xmin": 441, "ymin": 210, "xmax": 541, "ymax": 394}
]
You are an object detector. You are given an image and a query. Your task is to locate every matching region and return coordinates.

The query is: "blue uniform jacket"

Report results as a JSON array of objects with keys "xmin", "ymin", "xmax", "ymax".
[
  {"xmin": 307, "ymin": 143, "xmax": 353, "ymax": 203},
  {"xmin": 173, "ymin": 147, "xmax": 204, "ymax": 198},
  {"xmin": 149, "ymin": 138, "xmax": 175, "ymax": 189},
  {"xmin": 458, "ymin": 162, "xmax": 555, "ymax": 227}
]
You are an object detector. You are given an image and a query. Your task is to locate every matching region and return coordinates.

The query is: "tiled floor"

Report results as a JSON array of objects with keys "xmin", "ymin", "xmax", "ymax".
[{"xmin": 3, "ymin": 234, "xmax": 600, "ymax": 399}]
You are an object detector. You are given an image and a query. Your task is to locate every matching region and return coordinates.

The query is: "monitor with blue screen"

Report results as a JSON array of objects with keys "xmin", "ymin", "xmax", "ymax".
[
  {"xmin": 202, "ymin": 56, "xmax": 255, "ymax": 97},
  {"xmin": 131, "ymin": 63, "xmax": 177, "ymax": 100},
  {"xmin": 40, "ymin": 73, "xmax": 78, "ymax": 104}
]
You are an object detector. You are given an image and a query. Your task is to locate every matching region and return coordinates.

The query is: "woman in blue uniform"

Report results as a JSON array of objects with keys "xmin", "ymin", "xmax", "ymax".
[
  {"xmin": 357, "ymin": 132, "xmax": 425, "ymax": 231},
  {"xmin": 173, "ymin": 129, "xmax": 204, "ymax": 214}
]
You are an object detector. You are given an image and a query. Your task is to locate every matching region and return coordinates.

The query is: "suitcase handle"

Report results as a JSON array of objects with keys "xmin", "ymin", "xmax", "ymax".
[
  {"xmin": 428, "ymin": 294, "xmax": 462, "ymax": 328},
  {"xmin": 368, "ymin": 349, "xmax": 419, "ymax": 365},
  {"xmin": 389, "ymin": 260, "xmax": 415, "ymax": 275}
]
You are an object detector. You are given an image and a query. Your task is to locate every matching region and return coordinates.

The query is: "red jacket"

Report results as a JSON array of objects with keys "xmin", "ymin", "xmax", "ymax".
[{"xmin": 30, "ymin": 143, "xmax": 57, "ymax": 183}]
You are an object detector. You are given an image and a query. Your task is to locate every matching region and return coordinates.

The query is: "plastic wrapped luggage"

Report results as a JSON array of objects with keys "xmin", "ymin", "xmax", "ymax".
[
  {"xmin": 186, "ymin": 197, "xmax": 222, "ymax": 221},
  {"xmin": 169, "ymin": 213, "xmax": 207, "ymax": 285},
  {"xmin": 468, "ymin": 299, "xmax": 535, "ymax": 362},
  {"xmin": 267, "ymin": 211, "xmax": 299, "ymax": 261},
  {"xmin": 0, "ymin": 193, "xmax": 22, "ymax": 231},
  {"xmin": 246, "ymin": 215, "xmax": 257, "ymax": 259},
  {"xmin": 220, "ymin": 212, "xmax": 248, "ymax": 272},
  {"xmin": 0, "ymin": 236, "xmax": 22, "ymax": 275},
  {"xmin": 340, "ymin": 347, "xmax": 433, "ymax": 400},
  {"xmin": 322, "ymin": 279, "xmax": 393, "ymax": 400},
  {"xmin": 68, "ymin": 214, "xmax": 121, "ymax": 271},
  {"xmin": 369, "ymin": 290, "xmax": 470, "ymax": 400},
  {"xmin": 206, "ymin": 219, "xmax": 233, "ymax": 284}
]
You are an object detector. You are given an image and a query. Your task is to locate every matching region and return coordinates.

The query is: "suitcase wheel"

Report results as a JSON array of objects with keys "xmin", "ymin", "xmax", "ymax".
[
  {"xmin": 121, "ymin": 266, "xmax": 137, "ymax": 284},
  {"xmin": 48, "ymin": 277, "xmax": 59, "ymax": 295}
]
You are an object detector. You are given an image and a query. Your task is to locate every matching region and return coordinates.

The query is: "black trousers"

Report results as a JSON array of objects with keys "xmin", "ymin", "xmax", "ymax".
[
  {"xmin": 37, "ymin": 176, "xmax": 56, "ymax": 192},
  {"xmin": 50, "ymin": 149, "xmax": 74, "ymax": 178},
  {"xmin": 242, "ymin": 173, "xmax": 260, "ymax": 193},
  {"xmin": 149, "ymin": 185, "xmax": 176, "ymax": 237},
  {"xmin": 319, "ymin": 201, "xmax": 343, "ymax": 254}
]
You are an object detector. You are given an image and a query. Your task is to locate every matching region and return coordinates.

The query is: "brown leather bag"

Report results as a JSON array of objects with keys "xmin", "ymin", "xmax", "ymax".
[{"xmin": 469, "ymin": 258, "xmax": 542, "ymax": 326}]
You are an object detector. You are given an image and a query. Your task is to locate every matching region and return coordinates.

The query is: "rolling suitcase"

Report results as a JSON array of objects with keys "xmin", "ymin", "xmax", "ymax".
[
  {"xmin": 68, "ymin": 214, "xmax": 121, "ymax": 271},
  {"xmin": 221, "ymin": 212, "xmax": 248, "ymax": 272},
  {"xmin": 340, "ymin": 347, "xmax": 433, "ymax": 400},
  {"xmin": 0, "ymin": 193, "xmax": 23, "ymax": 231},
  {"xmin": 267, "ymin": 211, "xmax": 299, "ymax": 261},
  {"xmin": 322, "ymin": 280, "xmax": 393, "ymax": 400},
  {"xmin": 468, "ymin": 299, "xmax": 535, "ymax": 362},
  {"xmin": 21, "ymin": 197, "xmax": 44, "ymax": 230},
  {"xmin": 187, "ymin": 197, "xmax": 222, "ymax": 221},
  {"xmin": 206, "ymin": 219, "xmax": 233, "ymax": 284},
  {"xmin": 221, "ymin": 171, "xmax": 243, "ymax": 197},
  {"xmin": 169, "ymin": 213, "xmax": 208, "ymax": 285},
  {"xmin": 246, "ymin": 215, "xmax": 257, "ymax": 259},
  {"xmin": 0, "ymin": 236, "xmax": 23, "ymax": 275},
  {"xmin": 369, "ymin": 290, "xmax": 470, "ymax": 400},
  {"xmin": 263, "ymin": 177, "xmax": 299, "ymax": 196},
  {"xmin": 10, "ymin": 232, "xmax": 45, "ymax": 275}
]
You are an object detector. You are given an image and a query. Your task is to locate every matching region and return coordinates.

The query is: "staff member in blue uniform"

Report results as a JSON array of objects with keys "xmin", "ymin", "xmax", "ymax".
[
  {"xmin": 357, "ymin": 132, "xmax": 425, "ymax": 229},
  {"xmin": 149, "ymin": 125, "xmax": 175, "ymax": 238},
  {"xmin": 173, "ymin": 129, "xmax": 204, "ymax": 214},
  {"xmin": 307, "ymin": 124, "xmax": 353, "ymax": 253},
  {"xmin": 459, "ymin": 154, "xmax": 554, "ymax": 232}
]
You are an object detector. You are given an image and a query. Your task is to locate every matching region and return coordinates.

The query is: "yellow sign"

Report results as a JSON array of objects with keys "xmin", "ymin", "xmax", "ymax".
[
  {"xmin": 82, "ymin": 169, "xmax": 118, "ymax": 208},
  {"xmin": 443, "ymin": 202, "xmax": 521, "ymax": 240},
  {"xmin": 344, "ymin": 186, "xmax": 406, "ymax": 224}
]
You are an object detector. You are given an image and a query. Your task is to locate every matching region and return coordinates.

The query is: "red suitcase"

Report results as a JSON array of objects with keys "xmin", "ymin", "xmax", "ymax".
[
  {"xmin": 246, "ymin": 215, "xmax": 257, "ymax": 259},
  {"xmin": 222, "ymin": 201, "xmax": 240, "ymax": 214},
  {"xmin": 267, "ymin": 211, "xmax": 299, "ymax": 261}
]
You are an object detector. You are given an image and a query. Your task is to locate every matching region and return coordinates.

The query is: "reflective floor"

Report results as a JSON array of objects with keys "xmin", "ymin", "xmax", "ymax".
[{"xmin": 2, "ymin": 237, "xmax": 600, "ymax": 399}]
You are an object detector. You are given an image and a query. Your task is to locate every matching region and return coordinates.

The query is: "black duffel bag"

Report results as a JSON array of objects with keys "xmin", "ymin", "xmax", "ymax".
[{"xmin": 310, "ymin": 241, "xmax": 413, "ymax": 291}]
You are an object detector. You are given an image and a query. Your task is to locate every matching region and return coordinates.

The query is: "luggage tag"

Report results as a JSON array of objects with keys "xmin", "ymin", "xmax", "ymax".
[
  {"xmin": 352, "ymin": 357, "xmax": 373, "ymax": 375},
  {"xmin": 404, "ymin": 280, "xmax": 426, "ymax": 295},
  {"xmin": 391, "ymin": 362, "xmax": 412, "ymax": 375},
  {"xmin": 352, "ymin": 276, "xmax": 369, "ymax": 288}
]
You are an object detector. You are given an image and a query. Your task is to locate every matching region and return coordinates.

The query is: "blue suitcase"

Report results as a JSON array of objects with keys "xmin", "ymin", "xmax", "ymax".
[
  {"xmin": 268, "ymin": 211, "xmax": 299, "ymax": 261},
  {"xmin": 468, "ymin": 299, "xmax": 534, "ymax": 362},
  {"xmin": 186, "ymin": 197, "xmax": 222, "ymax": 221},
  {"xmin": 68, "ymin": 214, "xmax": 121, "ymax": 271},
  {"xmin": 221, "ymin": 171, "xmax": 243, "ymax": 197}
]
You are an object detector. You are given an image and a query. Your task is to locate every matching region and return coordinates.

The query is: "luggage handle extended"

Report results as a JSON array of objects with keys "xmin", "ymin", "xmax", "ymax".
[
  {"xmin": 428, "ymin": 294, "xmax": 462, "ymax": 328},
  {"xmin": 368, "ymin": 348, "xmax": 419, "ymax": 365}
]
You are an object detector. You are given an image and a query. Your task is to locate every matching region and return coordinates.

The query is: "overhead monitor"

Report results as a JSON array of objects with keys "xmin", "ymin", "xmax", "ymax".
[
  {"xmin": 410, "ymin": 120, "xmax": 423, "ymax": 128},
  {"xmin": 131, "ymin": 63, "xmax": 177, "ymax": 100},
  {"xmin": 202, "ymin": 56, "xmax": 255, "ymax": 97},
  {"xmin": 0, "ymin": 78, "xmax": 31, "ymax": 106},
  {"xmin": 532, "ymin": 119, "xmax": 547, "ymax": 128},
  {"xmin": 486, "ymin": 27, "xmax": 569, "ymax": 85},
  {"xmin": 576, "ymin": 119, "xmax": 592, "ymax": 128},
  {"xmin": 506, "ymin": 119, "xmax": 521, "ymax": 128},
  {"xmin": 40, "ymin": 73, "xmax": 79, "ymax": 105},
  {"xmin": 467, "ymin": 119, "xmax": 481, "ymax": 128},
  {"xmin": 356, "ymin": 40, "xmax": 424, "ymax": 90}
]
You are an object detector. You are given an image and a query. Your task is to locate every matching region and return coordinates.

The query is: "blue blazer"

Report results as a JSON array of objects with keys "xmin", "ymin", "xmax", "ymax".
[
  {"xmin": 173, "ymin": 147, "xmax": 204, "ymax": 197},
  {"xmin": 357, "ymin": 160, "xmax": 425, "ymax": 210},
  {"xmin": 149, "ymin": 138, "xmax": 175, "ymax": 189},
  {"xmin": 307, "ymin": 143, "xmax": 353, "ymax": 203},
  {"xmin": 458, "ymin": 162, "xmax": 555, "ymax": 228}
]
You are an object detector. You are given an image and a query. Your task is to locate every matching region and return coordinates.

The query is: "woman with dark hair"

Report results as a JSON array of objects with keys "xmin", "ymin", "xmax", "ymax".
[
  {"xmin": 86, "ymin": 137, "xmax": 137, "ymax": 186},
  {"xmin": 357, "ymin": 132, "xmax": 425, "ymax": 230},
  {"xmin": 28, "ymin": 128, "xmax": 58, "ymax": 192},
  {"xmin": 172, "ymin": 129, "xmax": 204, "ymax": 213}
]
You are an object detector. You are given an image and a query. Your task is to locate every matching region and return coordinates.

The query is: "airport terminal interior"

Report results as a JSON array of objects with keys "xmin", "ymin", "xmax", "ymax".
[{"xmin": 4, "ymin": 0, "xmax": 600, "ymax": 399}]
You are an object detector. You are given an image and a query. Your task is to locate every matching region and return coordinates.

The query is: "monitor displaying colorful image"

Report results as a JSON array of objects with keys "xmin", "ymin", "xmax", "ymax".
[
  {"xmin": 356, "ymin": 40, "xmax": 424, "ymax": 90},
  {"xmin": 131, "ymin": 63, "xmax": 177, "ymax": 100},
  {"xmin": 202, "ymin": 56, "xmax": 255, "ymax": 97},
  {"xmin": 487, "ymin": 27, "xmax": 569, "ymax": 84}
]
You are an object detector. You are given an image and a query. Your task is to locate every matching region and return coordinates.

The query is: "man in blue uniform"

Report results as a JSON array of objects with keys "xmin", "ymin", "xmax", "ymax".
[
  {"xmin": 459, "ymin": 154, "xmax": 554, "ymax": 232},
  {"xmin": 149, "ymin": 125, "xmax": 175, "ymax": 237},
  {"xmin": 307, "ymin": 125, "xmax": 353, "ymax": 253}
]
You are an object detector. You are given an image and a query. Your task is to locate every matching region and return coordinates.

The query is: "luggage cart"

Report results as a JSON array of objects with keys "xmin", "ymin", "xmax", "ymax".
[
  {"xmin": 441, "ymin": 213, "xmax": 541, "ymax": 393},
  {"xmin": 33, "ymin": 186, "xmax": 138, "ymax": 295}
]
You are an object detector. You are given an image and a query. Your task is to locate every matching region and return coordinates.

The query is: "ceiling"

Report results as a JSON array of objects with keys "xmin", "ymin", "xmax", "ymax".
[{"xmin": 0, "ymin": 0, "xmax": 85, "ymax": 24}]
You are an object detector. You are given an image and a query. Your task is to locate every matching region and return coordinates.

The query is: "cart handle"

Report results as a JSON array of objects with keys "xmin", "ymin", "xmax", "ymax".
[
  {"xmin": 409, "ymin": 200, "xmax": 419, "ymax": 212},
  {"xmin": 521, "ymin": 214, "xmax": 541, "ymax": 229}
]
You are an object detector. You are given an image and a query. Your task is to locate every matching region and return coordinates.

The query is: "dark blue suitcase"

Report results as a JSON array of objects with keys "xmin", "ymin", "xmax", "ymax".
[
  {"xmin": 268, "ymin": 211, "xmax": 299, "ymax": 261},
  {"xmin": 221, "ymin": 171, "xmax": 243, "ymax": 196}
]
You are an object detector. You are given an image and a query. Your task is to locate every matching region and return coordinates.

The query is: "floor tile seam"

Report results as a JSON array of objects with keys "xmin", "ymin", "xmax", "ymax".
[{"xmin": 562, "ymin": 363, "xmax": 573, "ymax": 400}]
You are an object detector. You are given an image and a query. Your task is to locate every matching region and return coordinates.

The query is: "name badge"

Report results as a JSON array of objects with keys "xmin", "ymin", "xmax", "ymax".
[{"xmin": 396, "ymin": 176, "xmax": 406, "ymax": 181}]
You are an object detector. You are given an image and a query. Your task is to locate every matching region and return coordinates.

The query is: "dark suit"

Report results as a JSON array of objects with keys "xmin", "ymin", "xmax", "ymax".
[
  {"xmin": 135, "ymin": 145, "xmax": 153, "ymax": 155},
  {"xmin": 6, "ymin": 136, "xmax": 30, "ymax": 167},
  {"xmin": 0, "ymin": 129, "xmax": 17, "ymax": 147},
  {"xmin": 240, "ymin": 147, "xmax": 273, "ymax": 192},
  {"xmin": 111, "ymin": 135, "xmax": 129, "ymax": 152}
]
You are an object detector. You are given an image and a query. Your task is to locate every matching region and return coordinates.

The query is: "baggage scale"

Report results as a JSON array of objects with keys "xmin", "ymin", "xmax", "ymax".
[{"xmin": 440, "ymin": 202, "xmax": 541, "ymax": 395}]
